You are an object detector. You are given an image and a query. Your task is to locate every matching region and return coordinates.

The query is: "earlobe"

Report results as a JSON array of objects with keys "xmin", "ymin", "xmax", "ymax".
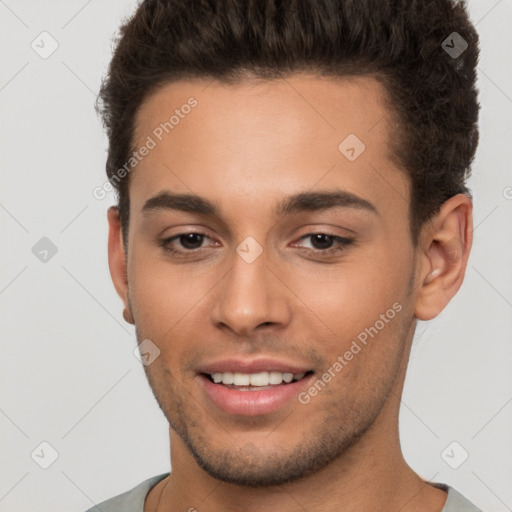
[
  {"xmin": 123, "ymin": 307, "xmax": 135, "ymax": 324},
  {"xmin": 107, "ymin": 206, "xmax": 134, "ymax": 323},
  {"xmin": 414, "ymin": 194, "xmax": 473, "ymax": 321}
]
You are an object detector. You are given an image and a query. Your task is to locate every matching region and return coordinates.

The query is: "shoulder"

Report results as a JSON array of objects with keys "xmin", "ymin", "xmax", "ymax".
[
  {"xmin": 83, "ymin": 473, "xmax": 169, "ymax": 512},
  {"xmin": 439, "ymin": 483, "xmax": 485, "ymax": 512}
]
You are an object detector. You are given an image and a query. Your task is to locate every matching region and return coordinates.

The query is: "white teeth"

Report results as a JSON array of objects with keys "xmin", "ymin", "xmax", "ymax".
[
  {"xmin": 249, "ymin": 372, "xmax": 269, "ymax": 386},
  {"xmin": 233, "ymin": 372, "xmax": 250, "ymax": 386},
  {"xmin": 269, "ymin": 371, "xmax": 283, "ymax": 385},
  {"xmin": 210, "ymin": 371, "xmax": 307, "ymax": 386}
]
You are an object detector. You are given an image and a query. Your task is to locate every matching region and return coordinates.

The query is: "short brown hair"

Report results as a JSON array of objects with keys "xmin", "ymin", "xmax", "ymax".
[{"xmin": 96, "ymin": 0, "xmax": 480, "ymax": 250}]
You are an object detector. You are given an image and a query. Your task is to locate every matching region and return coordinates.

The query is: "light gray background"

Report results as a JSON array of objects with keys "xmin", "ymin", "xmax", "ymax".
[{"xmin": 1, "ymin": 1, "xmax": 511, "ymax": 511}]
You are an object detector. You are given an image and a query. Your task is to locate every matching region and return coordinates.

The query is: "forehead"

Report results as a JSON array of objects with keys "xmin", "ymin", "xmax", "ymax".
[{"xmin": 130, "ymin": 74, "xmax": 409, "ymax": 221}]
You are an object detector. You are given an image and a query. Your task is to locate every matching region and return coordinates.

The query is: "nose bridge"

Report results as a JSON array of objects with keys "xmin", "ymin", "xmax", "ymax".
[{"xmin": 211, "ymin": 239, "xmax": 289, "ymax": 334}]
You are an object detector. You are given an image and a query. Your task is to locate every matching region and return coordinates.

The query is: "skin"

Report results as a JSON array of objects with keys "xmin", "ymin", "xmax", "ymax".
[{"xmin": 107, "ymin": 74, "xmax": 473, "ymax": 512}]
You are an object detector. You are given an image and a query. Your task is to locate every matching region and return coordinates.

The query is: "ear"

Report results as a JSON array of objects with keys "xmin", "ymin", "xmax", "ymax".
[
  {"xmin": 414, "ymin": 194, "xmax": 473, "ymax": 321},
  {"xmin": 107, "ymin": 206, "xmax": 134, "ymax": 324}
]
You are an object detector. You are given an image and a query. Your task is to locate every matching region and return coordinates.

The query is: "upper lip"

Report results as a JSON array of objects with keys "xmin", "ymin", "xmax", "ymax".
[{"xmin": 198, "ymin": 357, "xmax": 312, "ymax": 375}]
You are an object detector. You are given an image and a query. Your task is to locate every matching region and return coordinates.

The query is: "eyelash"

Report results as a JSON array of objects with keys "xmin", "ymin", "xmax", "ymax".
[{"xmin": 158, "ymin": 232, "xmax": 354, "ymax": 258}]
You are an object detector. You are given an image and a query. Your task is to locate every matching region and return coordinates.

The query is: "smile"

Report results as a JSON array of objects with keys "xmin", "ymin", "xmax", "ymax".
[{"xmin": 199, "ymin": 370, "xmax": 314, "ymax": 416}]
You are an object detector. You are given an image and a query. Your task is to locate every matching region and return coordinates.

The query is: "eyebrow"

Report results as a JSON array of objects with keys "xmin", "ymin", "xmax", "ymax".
[{"xmin": 142, "ymin": 189, "xmax": 379, "ymax": 218}]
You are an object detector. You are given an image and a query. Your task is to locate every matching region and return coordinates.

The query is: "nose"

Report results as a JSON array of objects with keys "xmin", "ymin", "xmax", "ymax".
[{"xmin": 210, "ymin": 246, "xmax": 292, "ymax": 337}]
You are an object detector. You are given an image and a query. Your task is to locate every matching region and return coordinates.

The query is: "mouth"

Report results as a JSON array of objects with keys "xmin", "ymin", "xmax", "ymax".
[{"xmin": 198, "ymin": 366, "xmax": 315, "ymax": 416}]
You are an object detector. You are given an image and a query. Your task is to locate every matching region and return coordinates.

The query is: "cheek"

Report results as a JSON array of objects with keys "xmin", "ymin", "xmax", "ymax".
[
  {"xmin": 293, "ymin": 254, "xmax": 407, "ymax": 324},
  {"xmin": 287, "ymin": 249, "xmax": 412, "ymax": 366},
  {"xmin": 127, "ymin": 249, "xmax": 219, "ymax": 339}
]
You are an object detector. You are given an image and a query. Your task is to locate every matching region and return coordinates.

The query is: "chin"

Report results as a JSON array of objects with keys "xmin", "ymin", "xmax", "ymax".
[{"xmin": 174, "ymin": 420, "xmax": 366, "ymax": 488}]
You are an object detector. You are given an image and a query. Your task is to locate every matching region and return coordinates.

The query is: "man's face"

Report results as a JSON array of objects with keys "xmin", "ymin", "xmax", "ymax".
[{"xmin": 122, "ymin": 75, "xmax": 419, "ymax": 486}]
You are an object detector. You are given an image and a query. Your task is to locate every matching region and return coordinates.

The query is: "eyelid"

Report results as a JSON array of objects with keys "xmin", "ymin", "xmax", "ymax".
[
  {"xmin": 159, "ymin": 230, "xmax": 355, "ymax": 257},
  {"xmin": 158, "ymin": 231, "xmax": 216, "ymax": 251},
  {"xmin": 291, "ymin": 232, "xmax": 354, "ymax": 253}
]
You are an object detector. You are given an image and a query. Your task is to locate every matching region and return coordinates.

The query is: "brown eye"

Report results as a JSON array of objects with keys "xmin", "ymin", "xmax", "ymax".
[
  {"xmin": 177, "ymin": 233, "xmax": 206, "ymax": 250},
  {"xmin": 293, "ymin": 233, "xmax": 354, "ymax": 255},
  {"xmin": 309, "ymin": 233, "xmax": 335, "ymax": 250},
  {"xmin": 159, "ymin": 232, "xmax": 212, "ymax": 254}
]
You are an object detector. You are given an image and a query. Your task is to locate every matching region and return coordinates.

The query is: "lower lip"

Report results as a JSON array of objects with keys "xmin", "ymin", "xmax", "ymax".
[{"xmin": 199, "ymin": 374, "xmax": 311, "ymax": 416}]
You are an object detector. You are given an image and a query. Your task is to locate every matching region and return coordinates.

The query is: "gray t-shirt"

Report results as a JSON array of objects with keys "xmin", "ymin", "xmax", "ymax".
[{"xmin": 84, "ymin": 473, "xmax": 484, "ymax": 512}]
